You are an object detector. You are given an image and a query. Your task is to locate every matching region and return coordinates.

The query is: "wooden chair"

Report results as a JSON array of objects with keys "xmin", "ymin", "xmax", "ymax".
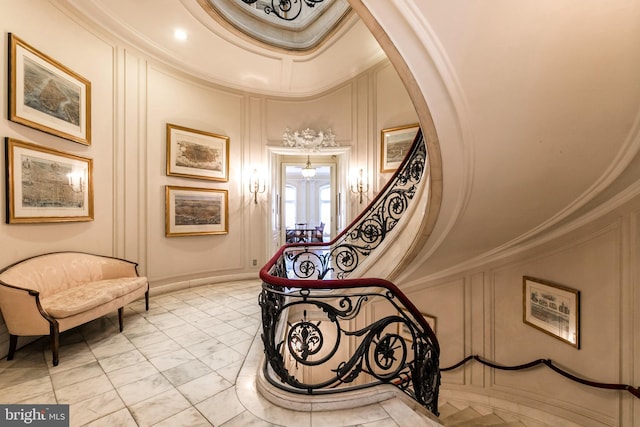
[{"xmin": 313, "ymin": 222, "xmax": 325, "ymax": 242}]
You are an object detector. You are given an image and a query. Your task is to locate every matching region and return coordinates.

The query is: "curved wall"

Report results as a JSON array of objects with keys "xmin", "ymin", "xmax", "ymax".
[
  {"xmin": 0, "ymin": 0, "xmax": 417, "ymax": 348},
  {"xmin": 357, "ymin": 1, "xmax": 640, "ymax": 424}
]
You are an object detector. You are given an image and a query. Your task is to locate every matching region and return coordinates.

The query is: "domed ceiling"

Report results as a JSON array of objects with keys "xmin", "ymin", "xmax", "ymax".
[
  {"xmin": 64, "ymin": 0, "xmax": 385, "ymax": 96},
  {"xmin": 200, "ymin": 0, "xmax": 352, "ymax": 51}
]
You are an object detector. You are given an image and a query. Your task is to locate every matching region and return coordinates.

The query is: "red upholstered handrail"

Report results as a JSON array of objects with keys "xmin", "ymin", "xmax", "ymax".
[{"xmin": 259, "ymin": 245, "xmax": 439, "ymax": 353}]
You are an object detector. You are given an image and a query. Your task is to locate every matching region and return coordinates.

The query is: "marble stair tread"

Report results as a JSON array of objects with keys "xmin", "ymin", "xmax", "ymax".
[
  {"xmin": 380, "ymin": 397, "xmax": 442, "ymax": 426},
  {"xmin": 440, "ymin": 407, "xmax": 483, "ymax": 425},
  {"xmin": 451, "ymin": 412, "xmax": 506, "ymax": 426},
  {"xmin": 438, "ymin": 402, "xmax": 466, "ymax": 419}
]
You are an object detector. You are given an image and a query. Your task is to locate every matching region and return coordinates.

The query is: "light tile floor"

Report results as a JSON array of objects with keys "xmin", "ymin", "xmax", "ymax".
[{"xmin": 0, "ymin": 280, "xmax": 418, "ymax": 427}]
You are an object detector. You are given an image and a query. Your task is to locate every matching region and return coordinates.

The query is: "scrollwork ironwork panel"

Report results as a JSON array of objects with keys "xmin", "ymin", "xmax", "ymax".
[
  {"xmin": 277, "ymin": 130, "xmax": 426, "ymax": 280},
  {"xmin": 259, "ymin": 283, "xmax": 440, "ymax": 415},
  {"xmin": 259, "ymin": 129, "xmax": 439, "ymax": 415},
  {"xmin": 240, "ymin": 0, "xmax": 326, "ymax": 22}
]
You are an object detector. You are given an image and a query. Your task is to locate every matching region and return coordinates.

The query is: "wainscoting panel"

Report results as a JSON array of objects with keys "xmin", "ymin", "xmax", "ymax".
[
  {"xmin": 490, "ymin": 221, "xmax": 622, "ymax": 424},
  {"xmin": 409, "ymin": 278, "xmax": 466, "ymax": 385}
]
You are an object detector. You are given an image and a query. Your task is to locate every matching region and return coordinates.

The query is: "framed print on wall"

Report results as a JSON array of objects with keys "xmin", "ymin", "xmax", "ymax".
[
  {"xmin": 165, "ymin": 186, "xmax": 228, "ymax": 236},
  {"xmin": 8, "ymin": 33, "xmax": 91, "ymax": 145},
  {"xmin": 5, "ymin": 138, "xmax": 93, "ymax": 223},
  {"xmin": 523, "ymin": 276, "xmax": 580, "ymax": 348},
  {"xmin": 166, "ymin": 123, "xmax": 230, "ymax": 181},
  {"xmin": 380, "ymin": 123, "xmax": 419, "ymax": 173}
]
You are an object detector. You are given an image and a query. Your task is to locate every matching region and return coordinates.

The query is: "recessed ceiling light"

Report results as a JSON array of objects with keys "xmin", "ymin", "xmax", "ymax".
[{"xmin": 174, "ymin": 29, "xmax": 187, "ymax": 41}]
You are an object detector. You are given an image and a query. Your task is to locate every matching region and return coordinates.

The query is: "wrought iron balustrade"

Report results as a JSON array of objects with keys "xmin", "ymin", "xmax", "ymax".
[
  {"xmin": 258, "ymin": 278, "xmax": 440, "ymax": 415},
  {"xmin": 282, "ymin": 129, "xmax": 427, "ymax": 281},
  {"xmin": 259, "ymin": 129, "xmax": 440, "ymax": 415}
]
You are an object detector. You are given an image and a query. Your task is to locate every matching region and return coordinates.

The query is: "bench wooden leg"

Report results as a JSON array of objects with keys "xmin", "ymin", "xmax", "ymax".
[
  {"xmin": 118, "ymin": 307, "xmax": 124, "ymax": 332},
  {"xmin": 50, "ymin": 322, "xmax": 60, "ymax": 367},
  {"xmin": 145, "ymin": 289, "xmax": 149, "ymax": 311},
  {"xmin": 7, "ymin": 334, "xmax": 17, "ymax": 361}
]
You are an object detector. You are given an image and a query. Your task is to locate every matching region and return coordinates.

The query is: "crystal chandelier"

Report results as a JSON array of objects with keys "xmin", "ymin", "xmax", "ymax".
[
  {"xmin": 301, "ymin": 155, "xmax": 316, "ymax": 179},
  {"xmin": 283, "ymin": 128, "xmax": 337, "ymax": 151}
]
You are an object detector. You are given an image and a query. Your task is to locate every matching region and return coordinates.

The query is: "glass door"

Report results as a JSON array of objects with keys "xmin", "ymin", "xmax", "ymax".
[{"xmin": 281, "ymin": 155, "xmax": 336, "ymax": 244}]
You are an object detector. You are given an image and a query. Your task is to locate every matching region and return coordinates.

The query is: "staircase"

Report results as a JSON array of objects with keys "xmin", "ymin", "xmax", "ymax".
[
  {"xmin": 376, "ymin": 395, "xmax": 555, "ymax": 426},
  {"xmin": 256, "ymin": 127, "xmax": 587, "ymax": 426},
  {"xmin": 435, "ymin": 392, "xmax": 588, "ymax": 427},
  {"xmin": 438, "ymin": 401, "xmax": 534, "ymax": 426},
  {"xmin": 283, "ymin": 392, "xmax": 557, "ymax": 426}
]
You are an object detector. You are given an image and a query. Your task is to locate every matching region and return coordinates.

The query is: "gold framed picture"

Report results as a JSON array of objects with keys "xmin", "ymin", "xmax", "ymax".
[
  {"xmin": 523, "ymin": 276, "xmax": 580, "ymax": 348},
  {"xmin": 166, "ymin": 124, "xmax": 230, "ymax": 181},
  {"xmin": 380, "ymin": 124, "xmax": 419, "ymax": 173},
  {"xmin": 165, "ymin": 186, "xmax": 228, "ymax": 236},
  {"xmin": 8, "ymin": 34, "xmax": 91, "ymax": 145},
  {"xmin": 5, "ymin": 138, "xmax": 93, "ymax": 223}
]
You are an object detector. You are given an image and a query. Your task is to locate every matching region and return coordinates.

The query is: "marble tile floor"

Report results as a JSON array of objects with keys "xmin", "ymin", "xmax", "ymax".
[{"xmin": 0, "ymin": 279, "xmax": 430, "ymax": 427}]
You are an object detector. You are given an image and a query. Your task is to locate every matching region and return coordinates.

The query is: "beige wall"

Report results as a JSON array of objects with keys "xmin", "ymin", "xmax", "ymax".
[
  {"xmin": 0, "ymin": 1, "xmax": 416, "ymax": 347},
  {"xmin": 0, "ymin": 1, "xmax": 117, "ymax": 262},
  {"xmin": 402, "ymin": 196, "xmax": 640, "ymax": 425},
  {"xmin": 0, "ymin": 1, "xmax": 416, "ymax": 285}
]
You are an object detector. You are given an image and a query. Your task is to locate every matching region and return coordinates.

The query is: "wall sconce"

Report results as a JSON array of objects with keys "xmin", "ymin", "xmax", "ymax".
[
  {"xmin": 248, "ymin": 168, "xmax": 266, "ymax": 204},
  {"xmin": 350, "ymin": 169, "xmax": 369, "ymax": 204},
  {"xmin": 66, "ymin": 171, "xmax": 85, "ymax": 193}
]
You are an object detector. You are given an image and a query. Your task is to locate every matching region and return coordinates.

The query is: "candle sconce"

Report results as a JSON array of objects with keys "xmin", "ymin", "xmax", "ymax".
[
  {"xmin": 66, "ymin": 171, "xmax": 85, "ymax": 193},
  {"xmin": 249, "ymin": 168, "xmax": 266, "ymax": 204},
  {"xmin": 350, "ymin": 169, "xmax": 369, "ymax": 204}
]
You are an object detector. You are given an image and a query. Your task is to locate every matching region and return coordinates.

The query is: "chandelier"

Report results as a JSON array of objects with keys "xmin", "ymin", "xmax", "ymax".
[
  {"xmin": 301, "ymin": 155, "xmax": 316, "ymax": 179},
  {"xmin": 282, "ymin": 128, "xmax": 337, "ymax": 151}
]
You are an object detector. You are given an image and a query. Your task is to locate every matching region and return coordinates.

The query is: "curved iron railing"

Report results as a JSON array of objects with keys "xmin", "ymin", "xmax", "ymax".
[
  {"xmin": 282, "ymin": 130, "xmax": 427, "ymax": 281},
  {"xmin": 259, "ymin": 130, "xmax": 440, "ymax": 415},
  {"xmin": 258, "ymin": 277, "xmax": 440, "ymax": 414}
]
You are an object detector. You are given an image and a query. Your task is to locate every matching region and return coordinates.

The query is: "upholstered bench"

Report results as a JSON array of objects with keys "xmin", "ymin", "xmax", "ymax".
[{"xmin": 0, "ymin": 252, "xmax": 149, "ymax": 366}]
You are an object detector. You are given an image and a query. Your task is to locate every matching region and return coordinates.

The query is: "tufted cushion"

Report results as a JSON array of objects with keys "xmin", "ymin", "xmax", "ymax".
[{"xmin": 40, "ymin": 277, "xmax": 147, "ymax": 318}]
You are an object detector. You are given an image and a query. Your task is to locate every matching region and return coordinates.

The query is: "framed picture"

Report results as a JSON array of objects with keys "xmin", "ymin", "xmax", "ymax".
[
  {"xmin": 523, "ymin": 276, "xmax": 580, "ymax": 348},
  {"xmin": 380, "ymin": 123, "xmax": 419, "ymax": 172},
  {"xmin": 8, "ymin": 34, "xmax": 91, "ymax": 145},
  {"xmin": 165, "ymin": 186, "xmax": 228, "ymax": 236},
  {"xmin": 398, "ymin": 309, "xmax": 437, "ymax": 342},
  {"xmin": 5, "ymin": 138, "xmax": 93, "ymax": 223},
  {"xmin": 166, "ymin": 124, "xmax": 230, "ymax": 181}
]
